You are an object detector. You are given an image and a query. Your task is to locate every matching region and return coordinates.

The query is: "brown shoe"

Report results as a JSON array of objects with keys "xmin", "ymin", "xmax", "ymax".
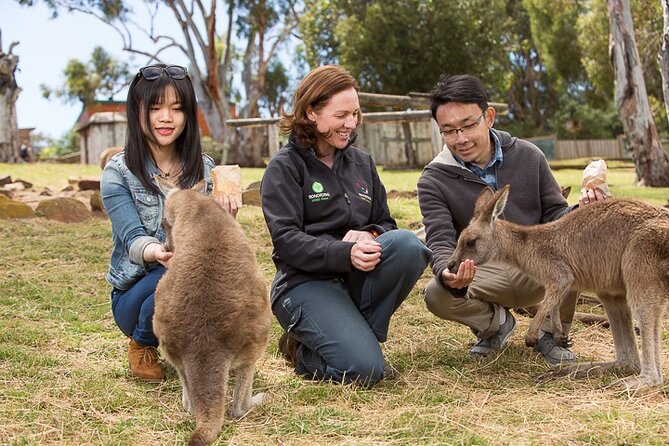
[
  {"xmin": 128, "ymin": 339, "xmax": 164, "ymax": 381},
  {"xmin": 278, "ymin": 332, "xmax": 299, "ymax": 367}
]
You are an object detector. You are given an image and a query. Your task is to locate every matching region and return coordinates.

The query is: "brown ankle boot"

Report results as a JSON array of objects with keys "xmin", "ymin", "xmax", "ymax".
[
  {"xmin": 128, "ymin": 339, "xmax": 164, "ymax": 381},
  {"xmin": 278, "ymin": 332, "xmax": 299, "ymax": 368}
]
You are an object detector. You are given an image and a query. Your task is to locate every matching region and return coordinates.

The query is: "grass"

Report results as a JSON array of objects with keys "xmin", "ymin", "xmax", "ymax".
[{"xmin": 1, "ymin": 160, "xmax": 669, "ymax": 445}]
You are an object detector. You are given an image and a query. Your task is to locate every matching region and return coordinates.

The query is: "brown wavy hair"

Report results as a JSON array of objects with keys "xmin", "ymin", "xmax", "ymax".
[{"xmin": 279, "ymin": 65, "xmax": 361, "ymax": 149}]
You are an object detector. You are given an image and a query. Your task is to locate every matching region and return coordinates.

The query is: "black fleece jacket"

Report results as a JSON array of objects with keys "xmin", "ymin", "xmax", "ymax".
[{"xmin": 261, "ymin": 137, "xmax": 397, "ymax": 305}]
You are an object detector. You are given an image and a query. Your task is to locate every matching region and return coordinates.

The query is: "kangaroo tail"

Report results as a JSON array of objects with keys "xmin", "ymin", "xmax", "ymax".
[{"xmin": 186, "ymin": 361, "xmax": 230, "ymax": 446}]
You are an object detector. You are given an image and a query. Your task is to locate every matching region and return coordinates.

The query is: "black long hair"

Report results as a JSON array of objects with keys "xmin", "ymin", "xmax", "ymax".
[{"xmin": 125, "ymin": 64, "xmax": 204, "ymax": 195}]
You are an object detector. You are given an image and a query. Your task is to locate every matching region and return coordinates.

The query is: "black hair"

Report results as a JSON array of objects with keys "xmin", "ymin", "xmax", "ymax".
[
  {"xmin": 125, "ymin": 64, "xmax": 204, "ymax": 195},
  {"xmin": 429, "ymin": 74, "xmax": 489, "ymax": 121}
]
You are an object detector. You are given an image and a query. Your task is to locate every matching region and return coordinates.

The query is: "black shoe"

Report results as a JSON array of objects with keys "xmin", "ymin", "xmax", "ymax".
[
  {"xmin": 278, "ymin": 331, "xmax": 299, "ymax": 367},
  {"xmin": 534, "ymin": 332, "xmax": 576, "ymax": 366},
  {"xmin": 469, "ymin": 308, "xmax": 517, "ymax": 356}
]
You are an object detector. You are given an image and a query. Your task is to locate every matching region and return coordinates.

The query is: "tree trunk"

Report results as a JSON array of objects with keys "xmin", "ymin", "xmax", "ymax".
[
  {"xmin": 608, "ymin": 0, "xmax": 669, "ymax": 186},
  {"xmin": 660, "ymin": 0, "xmax": 669, "ymax": 128},
  {"xmin": 0, "ymin": 34, "xmax": 20, "ymax": 163}
]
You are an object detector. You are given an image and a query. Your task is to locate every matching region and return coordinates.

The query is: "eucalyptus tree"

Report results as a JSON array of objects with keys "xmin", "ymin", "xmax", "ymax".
[
  {"xmin": 40, "ymin": 46, "xmax": 132, "ymax": 105},
  {"xmin": 608, "ymin": 0, "xmax": 669, "ymax": 186},
  {"xmin": 19, "ymin": 0, "xmax": 300, "ymax": 166},
  {"xmin": 0, "ymin": 30, "xmax": 20, "ymax": 163}
]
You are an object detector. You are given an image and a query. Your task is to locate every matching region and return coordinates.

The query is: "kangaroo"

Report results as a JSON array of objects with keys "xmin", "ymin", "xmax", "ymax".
[
  {"xmin": 448, "ymin": 185, "xmax": 669, "ymax": 390},
  {"xmin": 153, "ymin": 179, "xmax": 272, "ymax": 446}
]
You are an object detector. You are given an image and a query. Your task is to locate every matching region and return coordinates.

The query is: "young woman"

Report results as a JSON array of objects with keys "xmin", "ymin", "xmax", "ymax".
[
  {"xmin": 261, "ymin": 65, "xmax": 432, "ymax": 387},
  {"xmin": 101, "ymin": 64, "xmax": 237, "ymax": 381}
]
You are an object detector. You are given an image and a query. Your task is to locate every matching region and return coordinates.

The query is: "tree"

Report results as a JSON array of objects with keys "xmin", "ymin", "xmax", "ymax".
[
  {"xmin": 23, "ymin": 0, "xmax": 300, "ymax": 166},
  {"xmin": 660, "ymin": 0, "xmax": 669, "ymax": 129},
  {"xmin": 0, "ymin": 30, "xmax": 20, "ymax": 163},
  {"xmin": 41, "ymin": 46, "xmax": 132, "ymax": 106},
  {"xmin": 608, "ymin": 0, "xmax": 669, "ymax": 186},
  {"xmin": 300, "ymin": 0, "xmax": 510, "ymax": 96}
]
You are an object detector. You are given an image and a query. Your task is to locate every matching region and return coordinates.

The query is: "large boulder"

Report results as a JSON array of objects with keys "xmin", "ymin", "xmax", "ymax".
[
  {"xmin": 35, "ymin": 197, "xmax": 91, "ymax": 223},
  {"xmin": 0, "ymin": 197, "xmax": 35, "ymax": 219}
]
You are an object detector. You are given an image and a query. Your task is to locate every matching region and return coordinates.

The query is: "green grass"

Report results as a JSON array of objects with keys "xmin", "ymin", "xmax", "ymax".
[{"xmin": 1, "ymin": 161, "xmax": 669, "ymax": 445}]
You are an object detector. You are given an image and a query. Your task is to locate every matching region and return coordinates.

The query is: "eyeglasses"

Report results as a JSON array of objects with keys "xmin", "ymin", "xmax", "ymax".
[
  {"xmin": 440, "ymin": 113, "xmax": 485, "ymax": 138},
  {"xmin": 138, "ymin": 65, "xmax": 188, "ymax": 81}
]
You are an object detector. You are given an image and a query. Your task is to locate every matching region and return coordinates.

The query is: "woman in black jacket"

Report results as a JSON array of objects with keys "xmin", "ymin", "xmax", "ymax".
[{"xmin": 261, "ymin": 65, "xmax": 432, "ymax": 387}]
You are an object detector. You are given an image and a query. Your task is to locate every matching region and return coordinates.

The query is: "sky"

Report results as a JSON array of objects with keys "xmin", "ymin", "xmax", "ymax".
[{"xmin": 2, "ymin": 1, "xmax": 189, "ymax": 140}]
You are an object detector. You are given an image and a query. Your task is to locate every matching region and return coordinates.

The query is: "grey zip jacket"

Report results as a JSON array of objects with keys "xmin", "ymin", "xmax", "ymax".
[{"xmin": 417, "ymin": 128, "xmax": 572, "ymax": 292}]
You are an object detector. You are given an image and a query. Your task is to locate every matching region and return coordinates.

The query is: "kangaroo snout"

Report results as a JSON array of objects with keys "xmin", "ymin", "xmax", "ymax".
[{"xmin": 447, "ymin": 259, "xmax": 458, "ymax": 273}]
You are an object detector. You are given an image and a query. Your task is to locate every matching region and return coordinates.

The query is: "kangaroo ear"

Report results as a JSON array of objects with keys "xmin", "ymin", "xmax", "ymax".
[
  {"xmin": 491, "ymin": 185, "xmax": 510, "ymax": 221},
  {"xmin": 191, "ymin": 179, "xmax": 207, "ymax": 194}
]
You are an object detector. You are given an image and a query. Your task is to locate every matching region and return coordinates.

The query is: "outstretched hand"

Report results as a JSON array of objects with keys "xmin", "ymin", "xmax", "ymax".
[
  {"xmin": 578, "ymin": 188, "xmax": 607, "ymax": 207},
  {"xmin": 442, "ymin": 259, "xmax": 476, "ymax": 289},
  {"xmin": 144, "ymin": 242, "xmax": 173, "ymax": 268}
]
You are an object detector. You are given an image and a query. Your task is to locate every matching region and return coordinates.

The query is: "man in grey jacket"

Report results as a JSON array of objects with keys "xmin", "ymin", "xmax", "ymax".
[{"xmin": 417, "ymin": 74, "xmax": 605, "ymax": 365}]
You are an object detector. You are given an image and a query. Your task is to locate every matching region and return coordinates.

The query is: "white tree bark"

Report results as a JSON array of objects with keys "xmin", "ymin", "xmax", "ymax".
[
  {"xmin": 660, "ymin": 0, "xmax": 669, "ymax": 128},
  {"xmin": 608, "ymin": 0, "xmax": 669, "ymax": 186},
  {"xmin": 0, "ymin": 32, "xmax": 20, "ymax": 163}
]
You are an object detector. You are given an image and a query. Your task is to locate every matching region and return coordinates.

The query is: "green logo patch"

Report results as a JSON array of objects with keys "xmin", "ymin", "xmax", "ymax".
[{"xmin": 312, "ymin": 181, "xmax": 324, "ymax": 193}]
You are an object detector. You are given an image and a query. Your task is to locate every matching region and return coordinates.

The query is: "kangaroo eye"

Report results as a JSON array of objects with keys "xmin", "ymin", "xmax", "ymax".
[{"xmin": 465, "ymin": 238, "xmax": 477, "ymax": 249}]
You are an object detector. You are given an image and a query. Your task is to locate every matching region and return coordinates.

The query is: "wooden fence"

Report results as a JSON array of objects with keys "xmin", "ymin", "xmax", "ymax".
[
  {"xmin": 527, "ymin": 134, "xmax": 630, "ymax": 160},
  {"xmin": 227, "ymin": 93, "xmax": 631, "ymax": 167}
]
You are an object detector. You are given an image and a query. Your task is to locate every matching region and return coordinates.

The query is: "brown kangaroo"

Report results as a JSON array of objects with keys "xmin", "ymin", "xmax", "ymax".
[
  {"xmin": 153, "ymin": 179, "xmax": 272, "ymax": 446},
  {"xmin": 448, "ymin": 185, "xmax": 669, "ymax": 390}
]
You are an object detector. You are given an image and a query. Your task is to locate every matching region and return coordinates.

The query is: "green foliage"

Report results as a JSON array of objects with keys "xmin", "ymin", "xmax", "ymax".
[
  {"xmin": 548, "ymin": 95, "xmax": 624, "ymax": 140},
  {"xmin": 261, "ymin": 59, "xmax": 291, "ymax": 116},
  {"xmin": 40, "ymin": 46, "xmax": 132, "ymax": 106},
  {"xmin": 39, "ymin": 127, "xmax": 79, "ymax": 158},
  {"xmin": 301, "ymin": 0, "xmax": 510, "ymax": 95}
]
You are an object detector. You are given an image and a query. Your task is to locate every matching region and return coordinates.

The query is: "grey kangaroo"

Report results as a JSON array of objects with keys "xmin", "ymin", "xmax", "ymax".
[
  {"xmin": 153, "ymin": 179, "xmax": 271, "ymax": 446},
  {"xmin": 448, "ymin": 185, "xmax": 669, "ymax": 390}
]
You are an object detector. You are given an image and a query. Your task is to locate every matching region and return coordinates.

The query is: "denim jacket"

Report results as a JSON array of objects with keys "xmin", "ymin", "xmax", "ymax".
[{"xmin": 101, "ymin": 151, "xmax": 215, "ymax": 290}]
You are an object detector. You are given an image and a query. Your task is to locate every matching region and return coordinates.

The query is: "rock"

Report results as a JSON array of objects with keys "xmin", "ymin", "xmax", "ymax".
[
  {"xmin": 0, "ymin": 198, "xmax": 35, "ymax": 219},
  {"xmin": 35, "ymin": 197, "xmax": 91, "ymax": 223},
  {"xmin": 40, "ymin": 187, "xmax": 55, "ymax": 196},
  {"xmin": 90, "ymin": 191, "xmax": 105, "ymax": 213},
  {"xmin": 78, "ymin": 177, "xmax": 101, "ymax": 191},
  {"xmin": 246, "ymin": 180, "xmax": 262, "ymax": 190},
  {"xmin": 0, "ymin": 188, "xmax": 15, "ymax": 199},
  {"xmin": 0, "ymin": 175, "xmax": 12, "ymax": 186},
  {"xmin": 14, "ymin": 178, "xmax": 33, "ymax": 189},
  {"xmin": 5, "ymin": 182, "xmax": 25, "ymax": 192},
  {"xmin": 241, "ymin": 188, "xmax": 261, "ymax": 206},
  {"xmin": 386, "ymin": 189, "xmax": 417, "ymax": 199}
]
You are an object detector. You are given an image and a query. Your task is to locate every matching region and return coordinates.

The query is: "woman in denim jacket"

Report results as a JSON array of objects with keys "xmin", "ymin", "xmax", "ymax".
[{"xmin": 101, "ymin": 64, "xmax": 237, "ymax": 381}]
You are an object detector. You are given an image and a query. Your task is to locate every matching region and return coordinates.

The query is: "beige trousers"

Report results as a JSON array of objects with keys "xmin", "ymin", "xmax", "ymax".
[{"xmin": 423, "ymin": 261, "xmax": 577, "ymax": 339}]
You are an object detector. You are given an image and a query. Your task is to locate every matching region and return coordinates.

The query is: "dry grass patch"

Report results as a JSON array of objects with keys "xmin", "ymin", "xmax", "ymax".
[{"xmin": 3, "ymin": 164, "xmax": 669, "ymax": 445}]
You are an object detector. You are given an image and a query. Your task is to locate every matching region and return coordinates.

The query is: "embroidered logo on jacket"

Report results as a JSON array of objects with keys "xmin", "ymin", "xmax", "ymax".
[
  {"xmin": 354, "ymin": 180, "xmax": 372, "ymax": 204},
  {"xmin": 308, "ymin": 181, "xmax": 331, "ymax": 202}
]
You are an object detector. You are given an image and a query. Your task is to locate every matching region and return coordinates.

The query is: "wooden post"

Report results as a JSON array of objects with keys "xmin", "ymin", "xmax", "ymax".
[{"xmin": 268, "ymin": 123, "xmax": 280, "ymax": 157}]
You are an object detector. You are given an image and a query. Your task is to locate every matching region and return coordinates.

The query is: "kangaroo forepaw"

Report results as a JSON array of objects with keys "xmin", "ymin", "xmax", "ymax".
[
  {"xmin": 525, "ymin": 334, "xmax": 539, "ymax": 348},
  {"xmin": 554, "ymin": 334, "xmax": 573, "ymax": 349}
]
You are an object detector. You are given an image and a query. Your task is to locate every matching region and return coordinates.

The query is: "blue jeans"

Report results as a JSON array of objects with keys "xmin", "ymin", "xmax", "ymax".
[
  {"xmin": 110, "ymin": 265, "xmax": 166, "ymax": 347},
  {"xmin": 273, "ymin": 230, "xmax": 432, "ymax": 387}
]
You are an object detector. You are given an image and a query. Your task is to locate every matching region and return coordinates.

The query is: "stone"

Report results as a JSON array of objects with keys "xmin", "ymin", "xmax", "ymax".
[
  {"xmin": 0, "ymin": 175, "xmax": 12, "ymax": 186},
  {"xmin": 78, "ymin": 177, "xmax": 101, "ymax": 191},
  {"xmin": 241, "ymin": 188, "xmax": 261, "ymax": 207},
  {"xmin": 90, "ymin": 191, "xmax": 105, "ymax": 213},
  {"xmin": 0, "ymin": 188, "xmax": 15, "ymax": 199},
  {"xmin": 0, "ymin": 199, "xmax": 35, "ymax": 219},
  {"xmin": 35, "ymin": 197, "xmax": 91, "ymax": 223}
]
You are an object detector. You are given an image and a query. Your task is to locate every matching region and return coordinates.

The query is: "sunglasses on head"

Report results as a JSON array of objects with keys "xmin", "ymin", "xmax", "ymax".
[{"xmin": 138, "ymin": 65, "xmax": 188, "ymax": 81}]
